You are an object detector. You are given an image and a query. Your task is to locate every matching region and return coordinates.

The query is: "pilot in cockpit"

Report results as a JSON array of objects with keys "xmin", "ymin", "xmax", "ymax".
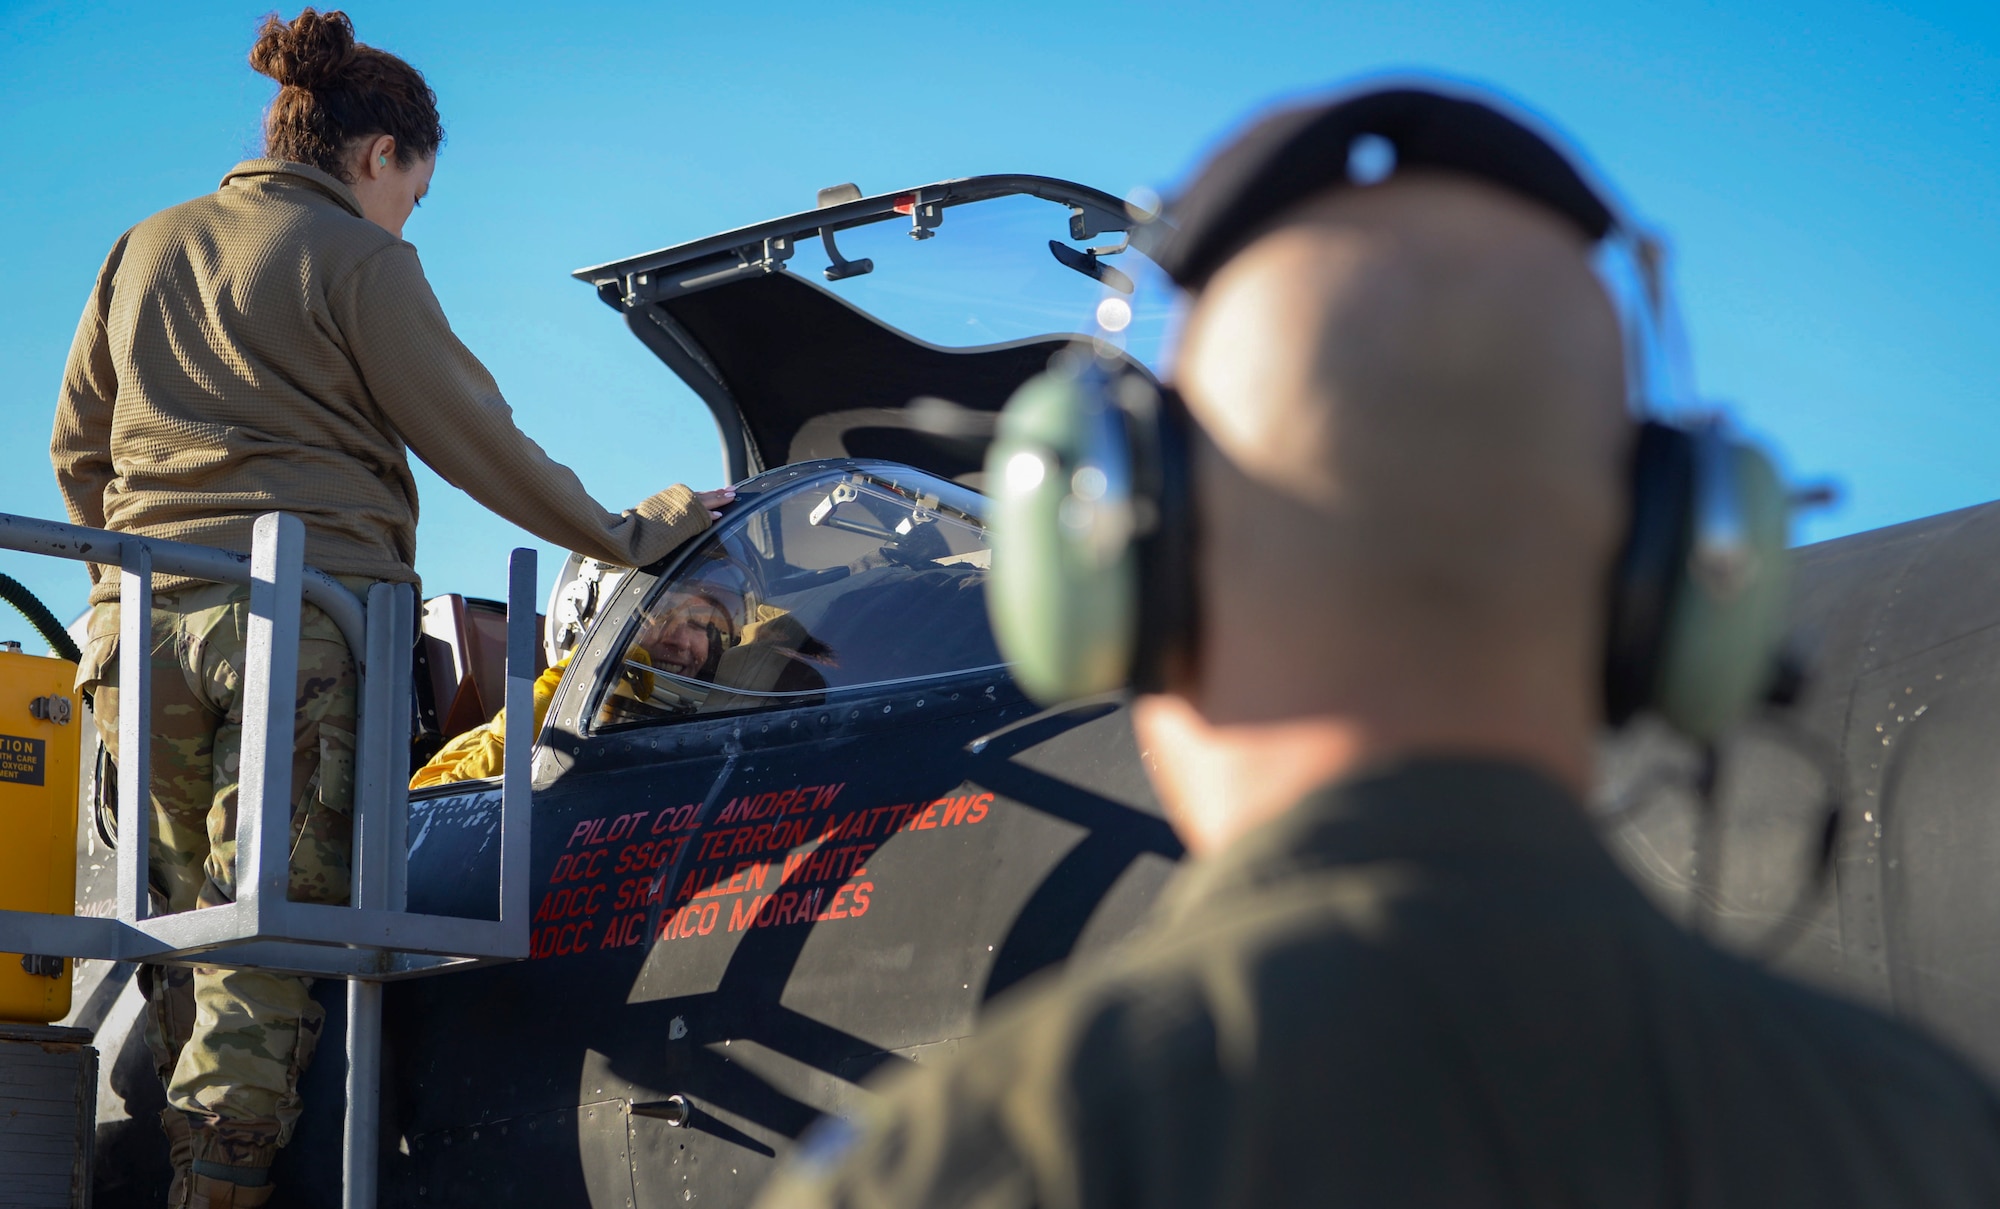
[
  {"xmin": 413, "ymin": 473, "xmax": 998, "ymax": 785},
  {"xmin": 613, "ymin": 576, "xmax": 829, "ymax": 720},
  {"xmin": 409, "ymin": 584, "xmax": 746, "ymax": 787},
  {"xmin": 631, "ymin": 586, "xmax": 737, "ymax": 683}
]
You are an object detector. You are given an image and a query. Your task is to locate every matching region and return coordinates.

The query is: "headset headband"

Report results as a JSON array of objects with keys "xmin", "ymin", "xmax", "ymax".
[{"xmin": 1149, "ymin": 86, "xmax": 1617, "ymax": 291}]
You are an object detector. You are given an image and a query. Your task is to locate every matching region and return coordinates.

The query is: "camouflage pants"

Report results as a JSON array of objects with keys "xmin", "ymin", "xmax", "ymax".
[{"xmin": 82, "ymin": 580, "xmax": 358, "ymax": 1152}]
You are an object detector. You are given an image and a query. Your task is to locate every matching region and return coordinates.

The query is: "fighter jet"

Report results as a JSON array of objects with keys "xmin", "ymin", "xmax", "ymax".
[
  {"xmin": 66, "ymin": 173, "xmax": 2000, "ymax": 1208},
  {"xmin": 1600, "ymin": 498, "xmax": 2000, "ymax": 1085}
]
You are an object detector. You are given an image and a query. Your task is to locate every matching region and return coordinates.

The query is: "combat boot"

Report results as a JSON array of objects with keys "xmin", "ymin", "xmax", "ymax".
[
  {"xmin": 159, "ymin": 1108, "xmax": 194, "ymax": 1206},
  {"xmin": 181, "ymin": 1115, "xmax": 280, "ymax": 1209},
  {"xmin": 186, "ymin": 1173, "xmax": 275, "ymax": 1208}
]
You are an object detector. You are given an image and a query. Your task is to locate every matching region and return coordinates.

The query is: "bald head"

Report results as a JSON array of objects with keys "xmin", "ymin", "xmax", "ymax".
[{"xmin": 1153, "ymin": 172, "xmax": 1629, "ymax": 808}]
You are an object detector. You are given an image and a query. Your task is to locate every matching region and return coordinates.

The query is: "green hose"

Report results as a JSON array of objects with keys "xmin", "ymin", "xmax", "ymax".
[{"xmin": 0, "ymin": 572, "xmax": 83, "ymax": 664}]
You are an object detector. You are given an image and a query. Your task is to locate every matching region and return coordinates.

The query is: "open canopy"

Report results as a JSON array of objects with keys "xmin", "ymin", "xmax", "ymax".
[{"xmin": 574, "ymin": 176, "xmax": 1173, "ymax": 488}]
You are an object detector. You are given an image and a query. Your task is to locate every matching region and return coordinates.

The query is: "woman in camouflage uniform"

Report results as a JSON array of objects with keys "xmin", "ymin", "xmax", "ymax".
[{"xmin": 50, "ymin": 10, "xmax": 728, "ymax": 1205}]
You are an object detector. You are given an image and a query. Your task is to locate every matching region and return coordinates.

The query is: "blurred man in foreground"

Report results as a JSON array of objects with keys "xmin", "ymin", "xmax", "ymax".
[{"xmin": 753, "ymin": 87, "xmax": 2000, "ymax": 1208}]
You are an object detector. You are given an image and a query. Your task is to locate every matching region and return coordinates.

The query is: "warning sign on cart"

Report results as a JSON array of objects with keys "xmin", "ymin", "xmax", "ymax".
[{"xmin": 0, "ymin": 734, "xmax": 46, "ymax": 786}]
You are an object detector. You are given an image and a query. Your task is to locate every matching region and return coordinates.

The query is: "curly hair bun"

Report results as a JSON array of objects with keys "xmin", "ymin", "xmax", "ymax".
[
  {"xmin": 248, "ymin": 7, "xmax": 442, "ymax": 179},
  {"xmin": 249, "ymin": 8, "xmax": 358, "ymax": 90}
]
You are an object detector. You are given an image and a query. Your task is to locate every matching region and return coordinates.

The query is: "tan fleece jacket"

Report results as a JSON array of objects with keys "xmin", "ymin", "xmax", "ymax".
[{"xmin": 51, "ymin": 160, "xmax": 708, "ymax": 603}]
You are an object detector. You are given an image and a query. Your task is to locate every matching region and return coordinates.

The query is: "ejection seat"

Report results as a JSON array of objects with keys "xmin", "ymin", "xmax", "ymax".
[{"xmin": 417, "ymin": 594, "xmax": 548, "ymax": 745}]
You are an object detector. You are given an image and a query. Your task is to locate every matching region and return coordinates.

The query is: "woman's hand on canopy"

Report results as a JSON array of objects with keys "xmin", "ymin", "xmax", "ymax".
[{"xmin": 695, "ymin": 487, "xmax": 737, "ymax": 519}]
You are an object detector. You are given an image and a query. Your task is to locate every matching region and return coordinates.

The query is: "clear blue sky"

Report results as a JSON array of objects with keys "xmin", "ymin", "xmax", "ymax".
[{"xmin": 2, "ymin": 0, "xmax": 1995, "ymax": 639}]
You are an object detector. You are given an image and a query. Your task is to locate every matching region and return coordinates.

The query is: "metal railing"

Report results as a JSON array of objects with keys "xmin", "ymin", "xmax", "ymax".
[{"xmin": 0, "ymin": 510, "xmax": 537, "ymax": 1209}]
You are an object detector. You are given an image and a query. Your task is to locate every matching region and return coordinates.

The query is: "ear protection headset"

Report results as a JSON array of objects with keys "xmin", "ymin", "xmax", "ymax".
[{"xmin": 985, "ymin": 85, "xmax": 1792, "ymax": 741}]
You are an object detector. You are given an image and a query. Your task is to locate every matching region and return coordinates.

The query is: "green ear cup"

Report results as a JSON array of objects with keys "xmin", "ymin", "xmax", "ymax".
[
  {"xmin": 1653, "ymin": 437, "xmax": 1791, "ymax": 740},
  {"xmin": 986, "ymin": 367, "xmax": 1141, "ymax": 703}
]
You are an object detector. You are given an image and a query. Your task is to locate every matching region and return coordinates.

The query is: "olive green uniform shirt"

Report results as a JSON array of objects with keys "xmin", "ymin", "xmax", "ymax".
[
  {"xmin": 758, "ymin": 759, "xmax": 2000, "ymax": 1208},
  {"xmin": 51, "ymin": 160, "xmax": 709, "ymax": 603}
]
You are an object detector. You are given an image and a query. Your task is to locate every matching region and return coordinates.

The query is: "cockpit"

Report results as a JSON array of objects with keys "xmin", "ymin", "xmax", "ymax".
[{"xmin": 584, "ymin": 464, "xmax": 1000, "ymax": 731}]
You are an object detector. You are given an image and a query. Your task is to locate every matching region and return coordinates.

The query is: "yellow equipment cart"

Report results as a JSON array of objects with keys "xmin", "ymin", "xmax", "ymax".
[{"xmin": 0, "ymin": 641, "xmax": 80, "ymax": 1024}]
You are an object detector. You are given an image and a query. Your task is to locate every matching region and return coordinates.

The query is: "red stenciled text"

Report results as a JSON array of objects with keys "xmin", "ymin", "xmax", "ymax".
[{"xmin": 528, "ymin": 784, "xmax": 991, "ymax": 960}]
